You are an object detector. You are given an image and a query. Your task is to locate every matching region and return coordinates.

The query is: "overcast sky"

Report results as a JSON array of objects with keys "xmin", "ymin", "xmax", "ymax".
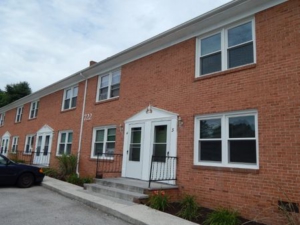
[{"xmin": 0, "ymin": 0, "xmax": 231, "ymax": 92}]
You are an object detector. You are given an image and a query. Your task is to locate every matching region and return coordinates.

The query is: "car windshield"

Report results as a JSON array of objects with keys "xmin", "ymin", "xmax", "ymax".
[{"xmin": 0, "ymin": 155, "xmax": 8, "ymax": 165}]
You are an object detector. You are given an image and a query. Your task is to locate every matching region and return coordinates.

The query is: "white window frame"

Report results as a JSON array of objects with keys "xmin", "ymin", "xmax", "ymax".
[
  {"xmin": 0, "ymin": 113, "xmax": 5, "ymax": 127},
  {"xmin": 56, "ymin": 130, "xmax": 73, "ymax": 156},
  {"xmin": 96, "ymin": 70, "xmax": 121, "ymax": 102},
  {"xmin": 24, "ymin": 134, "xmax": 35, "ymax": 154},
  {"xmin": 194, "ymin": 110, "xmax": 259, "ymax": 169},
  {"xmin": 195, "ymin": 18, "xmax": 256, "ymax": 77},
  {"xmin": 11, "ymin": 136, "xmax": 19, "ymax": 153},
  {"xmin": 91, "ymin": 126, "xmax": 116, "ymax": 159},
  {"xmin": 29, "ymin": 100, "xmax": 39, "ymax": 119},
  {"xmin": 62, "ymin": 86, "xmax": 78, "ymax": 111},
  {"xmin": 15, "ymin": 106, "xmax": 23, "ymax": 123}
]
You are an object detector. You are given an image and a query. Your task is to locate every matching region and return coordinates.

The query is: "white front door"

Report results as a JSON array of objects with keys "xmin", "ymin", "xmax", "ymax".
[
  {"xmin": 33, "ymin": 133, "xmax": 51, "ymax": 165},
  {"xmin": 1, "ymin": 138, "xmax": 9, "ymax": 156},
  {"xmin": 125, "ymin": 123, "xmax": 144, "ymax": 179}
]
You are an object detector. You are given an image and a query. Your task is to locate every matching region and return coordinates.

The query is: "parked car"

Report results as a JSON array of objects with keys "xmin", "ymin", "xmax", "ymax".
[{"xmin": 0, "ymin": 154, "xmax": 45, "ymax": 188}]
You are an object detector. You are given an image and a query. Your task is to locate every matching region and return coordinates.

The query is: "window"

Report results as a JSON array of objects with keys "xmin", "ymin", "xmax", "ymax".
[
  {"xmin": 153, "ymin": 125, "xmax": 168, "ymax": 162},
  {"xmin": 24, "ymin": 135, "xmax": 35, "ymax": 154},
  {"xmin": 0, "ymin": 113, "xmax": 5, "ymax": 126},
  {"xmin": 11, "ymin": 136, "xmax": 19, "ymax": 153},
  {"xmin": 194, "ymin": 110, "xmax": 258, "ymax": 169},
  {"xmin": 91, "ymin": 127, "xmax": 116, "ymax": 158},
  {"xmin": 57, "ymin": 131, "xmax": 73, "ymax": 156},
  {"xmin": 97, "ymin": 70, "xmax": 121, "ymax": 101},
  {"xmin": 197, "ymin": 20, "xmax": 255, "ymax": 76},
  {"xmin": 15, "ymin": 106, "xmax": 23, "ymax": 123},
  {"xmin": 63, "ymin": 86, "xmax": 78, "ymax": 110},
  {"xmin": 29, "ymin": 100, "xmax": 39, "ymax": 119},
  {"xmin": 1, "ymin": 137, "xmax": 9, "ymax": 155}
]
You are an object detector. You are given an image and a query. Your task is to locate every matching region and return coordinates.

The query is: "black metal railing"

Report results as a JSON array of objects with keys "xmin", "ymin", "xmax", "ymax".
[
  {"xmin": 96, "ymin": 153, "xmax": 123, "ymax": 179},
  {"xmin": 148, "ymin": 155, "xmax": 178, "ymax": 188},
  {"xmin": 7, "ymin": 150, "xmax": 51, "ymax": 167}
]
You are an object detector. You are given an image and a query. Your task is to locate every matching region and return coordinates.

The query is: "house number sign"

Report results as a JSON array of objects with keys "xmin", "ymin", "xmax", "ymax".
[{"xmin": 84, "ymin": 113, "xmax": 92, "ymax": 121}]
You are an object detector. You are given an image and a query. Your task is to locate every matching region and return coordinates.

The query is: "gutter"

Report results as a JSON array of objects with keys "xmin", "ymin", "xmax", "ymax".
[{"xmin": 76, "ymin": 73, "xmax": 88, "ymax": 176}]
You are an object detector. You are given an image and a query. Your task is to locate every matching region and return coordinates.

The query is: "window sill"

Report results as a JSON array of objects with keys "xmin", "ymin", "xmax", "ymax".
[
  {"xmin": 192, "ymin": 165, "xmax": 259, "ymax": 174},
  {"xmin": 61, "ymin": 108, "xmax": 76, "ymax": 113},
  {"xmin": 95, "ymin": 97, "xmax": 119, "ymax": 105},
  {"xmin": 194, "ymin": 63, "xmax": 256, "ymax": 82},
  {"xmin": 28, "ymin": 117, "xmax": 37, "ymax": 121}
]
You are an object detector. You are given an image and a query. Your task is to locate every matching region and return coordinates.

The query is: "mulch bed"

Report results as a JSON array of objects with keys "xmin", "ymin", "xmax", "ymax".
[{"xmin": 164, "ymin": 202, "xmax": 266, "ymax": 225}]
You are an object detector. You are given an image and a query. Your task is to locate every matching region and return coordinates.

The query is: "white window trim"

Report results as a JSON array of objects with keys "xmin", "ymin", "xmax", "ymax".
[
  {"xmin": 62, "ymin": 86, "xmax": 78, "ymax": 111},
  {"xmin": 15, "ymin": 106, "xmax": 23, "ymax": 123},
  {"xmin": 96, "ymin": 69, "xmax": 121, "ymax": 102},
  {"xmin": 194, "ymin": 110, "xmax": 259, "ymax": 169},
  {"xmin": 24, "ymin": 134, "xmax": 35, "ymax": 155},
  {"xmin": 29, "ymin": 100, "xmax": 39, "ymax": 119},
  {"xmin": 56, "ymin": 130, "xmax": 73, "ymax": 156},
  {"xmin": 91, "ymin": 126, "xmax": 116, "ymax": 159},
  {"xmin": 195, "ymin": 17, "xmax": 256, "ymax": 77},
  {"xmin": 0, "ymin": 113, "xmax": 5, "ymax": 127},
  {"xmin": 11, "ymin": 136, "xmax": 19, "ymax": 153}
]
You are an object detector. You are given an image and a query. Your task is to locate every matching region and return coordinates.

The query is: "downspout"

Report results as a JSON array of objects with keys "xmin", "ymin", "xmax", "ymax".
[{"xmin": 76, "ymin": 73, "xmax": 88, "ymax": 176}]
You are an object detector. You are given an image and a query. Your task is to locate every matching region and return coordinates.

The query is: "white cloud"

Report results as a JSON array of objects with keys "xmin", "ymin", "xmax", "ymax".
[{"xmin": 0, "ymin": 0, "xmax": 230, "ymax": 92}]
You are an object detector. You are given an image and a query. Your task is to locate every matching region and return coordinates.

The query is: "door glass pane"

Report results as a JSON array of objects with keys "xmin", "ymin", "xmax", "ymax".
[
  {"xmin": 154, "ymin": 125, "xmax": 167, "ymax": 143},
  {"xmin": 229, "ymin": 115, "xmax": 255, "ymax": 138},
  {"xmin": 201, "ymin": 33, "xmax": 221, "ymax": 55},
  {"xmin": 129, "ymin": 127, "xmax": 141, "ymax": 162},
  {"xmin": 153, "ymin": 125, "xmax": 167, "ymax": 162},
  {"xmin": 200, "ymin": 119, "xmax": 221, "ymax": 139},
  {"xmin": 36, "ymin": 136, "xmax": 42, "ymax": 156},
  {"xmin": 44, "ymin": 135, "xmax": 50, "ymax": 155}
]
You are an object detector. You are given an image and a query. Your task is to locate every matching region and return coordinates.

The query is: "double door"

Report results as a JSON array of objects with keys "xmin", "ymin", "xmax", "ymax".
[{"xmin": 33, "ymin": 133, "xmax": 51, "ymax": 165}]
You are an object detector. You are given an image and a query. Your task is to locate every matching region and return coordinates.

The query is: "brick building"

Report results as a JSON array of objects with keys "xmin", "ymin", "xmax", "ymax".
[{"xmin": 0, "ymin": 0, "xmax": 299, "ymax": 224}]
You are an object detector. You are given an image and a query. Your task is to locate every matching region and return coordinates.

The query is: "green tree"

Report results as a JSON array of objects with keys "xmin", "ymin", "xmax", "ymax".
[{"xmin": 0, "ymin": 82, "xmax": 32, "ymax": 107}]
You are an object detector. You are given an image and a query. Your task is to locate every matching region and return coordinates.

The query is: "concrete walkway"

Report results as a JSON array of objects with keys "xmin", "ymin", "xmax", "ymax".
[{"xmin": 42, "ymin": 176, "xmax": 197, "ymax": 225}]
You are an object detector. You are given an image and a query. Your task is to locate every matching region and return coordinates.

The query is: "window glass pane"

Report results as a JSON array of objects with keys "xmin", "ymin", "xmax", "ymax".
[
  {"xmin": 60, "ymin": 133, "xmax": 66, "ymax": 143},
  {"xmin": 59, "ymin": 144, "xmax": 65, "ymax": 155},
  {"xmin": 199, "ymin": 141, "xmax": 222, "ymax": 162},
  {"xmin": 99, "ymin": 87, "xmax": 108, "ymax": 100},
  {"xmin": 65, "ymin": 89, "xmax": 71, "ymax": 99},
  {"xmin": 229, "ymin": 140, "xmax": 256, "ymax": 163},
  {"xmin": 201, "ymin": 52, "xmax": 221, "ymax": 75},
  {"xmin": 100, "ymin": 75, "xmax": 109, "ymax": 88},
  {"xmin": 73, "ymin": 87, "xmax": 78, "ymax": 97},
  {"xmin": 106, "ymin": 143, "xmax": 115, "ymax": 154},
  {"xmin": 66, "ymin": 144, "xmax": 72, "ymax": 155},
  {"xmin": 71, "ymin": 96, "xmax": 77, "ymax": 108},
  {"xmin": 107, "ymin": 128, "xmax": 116, "ymax": 141},
  {"xmin": 201, "ymin": 33, "xmax": 221, "ymax": 55},
  {"xmin": 96, "ymin": 130, "xmax": 104, "ymax": 142},
  {"xmin": 94, "ymin": 143, "xmax": 103, "ymax": 156},
  {"xmin": 228, "ymin": 43, "xmax": 253, "ymax": 68},
  {"xmin": 64, "ymin": 99, "xmax": 70, "ymax": 109},
  {"xmin": 200, "ymin": 119, "xmax": 221, "ymax": 139},
  {"xmin": 229, "ymin": 115, "xmax": 255, "ymax": 138},
  {"xmin": 112, "ymin": 71, "xmax": 121, "ymax": 85},
  {"xmin": 110, "ymin": 84, "xmax": 120, "ymax": 98},
  {"xmin": 228, "ymin": 22, "xmax": 252, "ymax": 47},
  {"xmin": 154, "ymin": 125, "xmax": 167, "ymax": 143},
  {"xmin": 68, "ymin": 132, "xmax": 73, "ymax": 142}
]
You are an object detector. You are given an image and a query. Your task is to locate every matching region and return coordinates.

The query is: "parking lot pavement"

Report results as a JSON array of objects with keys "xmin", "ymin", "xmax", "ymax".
[{"xmin": 0, "ymin": 186, "xmax": 132, "ymax": 225}]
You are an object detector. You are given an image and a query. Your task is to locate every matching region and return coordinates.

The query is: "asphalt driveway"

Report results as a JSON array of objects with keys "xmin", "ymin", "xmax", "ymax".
[{"xmin": 0, "ymin": 185, "xmax": 132, "ymax": 225}]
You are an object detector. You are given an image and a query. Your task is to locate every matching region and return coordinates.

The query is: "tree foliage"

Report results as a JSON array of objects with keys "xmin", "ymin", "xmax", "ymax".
[{"xmin": 0, "ymin": 82, "xmax": 32, "ymax": 107}]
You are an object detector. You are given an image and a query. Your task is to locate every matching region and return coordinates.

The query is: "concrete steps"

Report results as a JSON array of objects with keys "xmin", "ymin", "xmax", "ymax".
[{"xmin": 84, "ymin": 179, "xmax": 149, "ymax": 203}]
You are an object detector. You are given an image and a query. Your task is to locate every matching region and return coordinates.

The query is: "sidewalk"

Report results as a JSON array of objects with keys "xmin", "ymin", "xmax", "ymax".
[{"xmin": 42, "ymin": 176, "xmax": 197, "ymax": 225}]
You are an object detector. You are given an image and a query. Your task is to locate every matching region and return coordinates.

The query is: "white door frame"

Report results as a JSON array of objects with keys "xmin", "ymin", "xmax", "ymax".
[
  {"xmin": 33, "ymin": 125, "xmax": 53, "ymax": 165},
  {"xmin": 1, "ymin": 132, "xmax": 11, "ymax": 157},
  {"xmin": 122, "ymin": 106, "xmax": 178, "ymax": 181}
]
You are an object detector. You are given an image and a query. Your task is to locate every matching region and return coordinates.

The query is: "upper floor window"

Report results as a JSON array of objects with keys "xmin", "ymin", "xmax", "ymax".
[
  {"xmin": 11, "ymin": 136, "xmax": 19, "ymax": 153},
  {"xmin": 29, "ymin": 100, "xmax": 39, "ymax": 119},
  {"xmin": 97, "ymin": 70, "xmax": 121, "ymax": 101},
  {"xmin": 194, "ymin": 110, "xmax": 258, "ymax": 169},
  {"xmin": 0, "ymin": 113, "xmax": 5, "ymax": 127},
  {"xmin": 196, "ymin": 20, "xmax": 255, "ymax": 76},
  {"xmin": 57, "ymin": 131, "xmax": 73, "ymax": 156},
  {"xmin": 91, "ymin": 126, "xmax": 116, "ymax": 158},
  {"xmin": 15, "ymin": 106, "xmax": 23, "ymax": 123},
  {"xmin": 24, "ymin": 134, "xmax": 35, "ymax": 154},
  {"xmin": 63, "ymin": 86, "xmax": 78, "ymax": 110}
]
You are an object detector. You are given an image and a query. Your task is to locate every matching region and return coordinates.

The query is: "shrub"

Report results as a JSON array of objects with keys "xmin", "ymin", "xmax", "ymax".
[
  {"xmin": 57, "ymin": 154, "xmax": 77, "ymax": 177},
  {"xmin": 177, "ymin": 194, "xmax": 200, "ymax": 221},
  {"xmin": 203, "ymin": 208, "xmax": 240, "ymax": 225},
  {"xmin": 148, "ymin": 190, "xmax": 170, "ymax": 211},
  {"xmin": 43, "ymin": 168, "xmax": 60, "ymax": 179},
  {"xmin": 66, "ymin": 174, "xmax": 94, "ymax": 186}
]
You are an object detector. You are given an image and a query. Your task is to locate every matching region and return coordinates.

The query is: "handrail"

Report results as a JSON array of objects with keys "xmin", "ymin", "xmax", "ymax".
[{"xmin": 95, "ymin": 153, "xmax": 123, "ymax": 179}]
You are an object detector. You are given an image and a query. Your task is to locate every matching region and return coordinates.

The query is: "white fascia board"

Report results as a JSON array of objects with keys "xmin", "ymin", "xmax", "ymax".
[{"xmin": 0, "ymin": 0, "xmax": 287, "ymax": 114}]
